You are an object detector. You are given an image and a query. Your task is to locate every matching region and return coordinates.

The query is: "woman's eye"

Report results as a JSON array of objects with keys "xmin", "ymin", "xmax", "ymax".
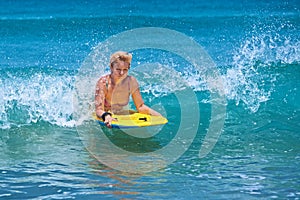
[{"xmin": 116, "ymin": 69, "xmax": 128, "ymax": 72}]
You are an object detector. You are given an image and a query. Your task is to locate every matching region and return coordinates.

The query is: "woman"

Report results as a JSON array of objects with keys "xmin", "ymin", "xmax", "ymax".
[{"xmin": 95, "ymin": 51, "xmax": 161, "ymax": 128}]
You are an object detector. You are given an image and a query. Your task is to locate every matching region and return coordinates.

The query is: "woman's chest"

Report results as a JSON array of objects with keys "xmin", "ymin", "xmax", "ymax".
[{"xmin": 106, "ymin": 83, "xmax": 130, "ymax": 103}]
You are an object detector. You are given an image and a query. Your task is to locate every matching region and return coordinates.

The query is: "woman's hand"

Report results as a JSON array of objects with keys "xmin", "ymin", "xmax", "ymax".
[
  {"xmin": 138, "ymin": 104, "xmax": 162, "ymax": 116},
  {"xmin": 103, "ymin": 114, "xmax": 117, "ymax": 128}
]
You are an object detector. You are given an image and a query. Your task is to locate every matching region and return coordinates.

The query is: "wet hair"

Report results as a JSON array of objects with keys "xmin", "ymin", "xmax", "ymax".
[{"xmin": 110, "ymin": 51, "xmax": 132, "ymax": 67}]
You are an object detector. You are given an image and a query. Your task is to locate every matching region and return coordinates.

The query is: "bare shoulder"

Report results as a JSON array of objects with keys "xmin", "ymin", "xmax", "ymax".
[
  {"xmin": 127, "ymin": 75, "xmax": 140, "ymax": 93},
  {"xmin": 128, "ymin": 75, "xmax": 138, "ymax": 83},
  {"xmin": 96, "ymin": 75, "xmax": 109, "ymax": 88},
  {"xmin": 97, "ymin": 75, "xmax": 108, "ymax": 83}
]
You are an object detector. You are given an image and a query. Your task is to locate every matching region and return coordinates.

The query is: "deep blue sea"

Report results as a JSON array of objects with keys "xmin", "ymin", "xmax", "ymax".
[{"xmin": 1, "ymin": 0, "xmax": 300, "ymax": 199}]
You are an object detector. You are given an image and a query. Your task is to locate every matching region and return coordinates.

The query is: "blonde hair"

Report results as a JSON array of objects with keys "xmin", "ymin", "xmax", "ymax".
[{"xmin": 110, "ymin": 51, "xmax": 132, "ymax": 67}]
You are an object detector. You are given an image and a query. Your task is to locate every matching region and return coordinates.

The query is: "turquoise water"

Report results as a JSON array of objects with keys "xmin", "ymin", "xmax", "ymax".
[{"xmin": 1, "ymin": 1, "xmax": 300, "ymax": 199}]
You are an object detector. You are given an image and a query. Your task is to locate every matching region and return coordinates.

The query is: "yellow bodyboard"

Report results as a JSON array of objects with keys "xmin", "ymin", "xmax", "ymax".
[{"xmin": 93, "ymin": 112, "xmax": 168, "ymax": 128}]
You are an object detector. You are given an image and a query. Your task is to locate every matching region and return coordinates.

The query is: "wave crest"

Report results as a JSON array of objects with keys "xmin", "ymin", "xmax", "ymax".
[{"xmin": 0, "ymin": 68, "xmax": 76, "ymax": 129}]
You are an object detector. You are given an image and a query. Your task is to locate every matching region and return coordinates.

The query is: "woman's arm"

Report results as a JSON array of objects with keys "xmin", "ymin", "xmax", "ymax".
[
  {"xmin": 95, "ymin": 77, "xmax": 106, "ymax": 118},
  {"xmin": 95, "ymin": 76, "xmax": 116, "ymax": 128}
]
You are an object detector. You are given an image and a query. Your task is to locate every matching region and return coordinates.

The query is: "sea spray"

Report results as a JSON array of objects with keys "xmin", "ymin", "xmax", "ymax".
[{"xmin": 1, "ymin": 67, "xmax": 76, "ymax": 128}]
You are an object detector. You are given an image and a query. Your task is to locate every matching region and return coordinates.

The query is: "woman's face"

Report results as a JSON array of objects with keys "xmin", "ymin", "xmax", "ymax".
[{"xmin": 111, "ymin": 61, "xmax": 130, "ymax": 81}]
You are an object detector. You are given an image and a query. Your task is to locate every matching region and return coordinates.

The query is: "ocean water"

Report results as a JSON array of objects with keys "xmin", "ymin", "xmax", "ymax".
[{"xmin": 1, "ymin": 0, "xmax": 300, "ymax": 199}]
